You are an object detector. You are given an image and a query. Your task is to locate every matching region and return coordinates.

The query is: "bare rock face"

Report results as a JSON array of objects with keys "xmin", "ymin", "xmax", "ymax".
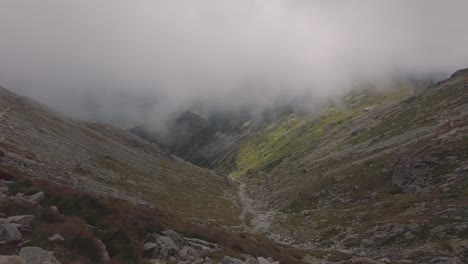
[{"xmin": 18, "ymin": 247, "xmax": 61, "ymax": 264}]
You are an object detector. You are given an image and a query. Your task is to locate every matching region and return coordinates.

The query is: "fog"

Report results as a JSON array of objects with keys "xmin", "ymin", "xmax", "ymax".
[{"xmin": 0, "ymin": 0, "xmax": 467, "ymax": 125}]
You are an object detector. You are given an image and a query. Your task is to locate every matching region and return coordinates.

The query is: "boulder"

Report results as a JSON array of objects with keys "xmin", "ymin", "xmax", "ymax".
[
  {"xmin": 47, "ymin": 234, "xmax": 64, "ymax": 242},
  {"xmin": 0, "ymin": 256, "xmax": 26, "ymax": 264},
  {"xmin": 0, "ymin": 223, "xmax": 22, "ymax": 243},
  {"xmin": 19, "ymin": 247, "xmax": 61, "ymax": 264},
  {"xmin": 6, "ymin": 215, "xmax": 35, "ymax": 229},
  {"xmin": 178, "ymin": 248, "xmax": 189, "ymax": 260},
  {"xmin": 244, "ymin": 255, "xmax": 258, "ymax": 264},
  {"xmin": 143, "ymin": 242, "xmax": 158, "ymax": 251},
  {"xmin": 95, "ymin": 239, "xmax": 110, "ymax": 263},
  {"xmin": 257, "ymin": 257, "xmax": 279, "ymax": 264},
  {"xmin": 166, "ymin": 256, "xmax": 178, "ymax": 264},
  {"xmin": 221, "ymin": 256, "xmax": 243, "ymax": 264},
  {"xmin": 161, "ymin": 230, "xmax": 184, "ymax": 247},
  {"xmin": 156, "ymin": 235, "xmax": 179, "ymax": 255},
  {"xmin": 26, "ymin": 192, "xmax": 44, "ymax": 205}
]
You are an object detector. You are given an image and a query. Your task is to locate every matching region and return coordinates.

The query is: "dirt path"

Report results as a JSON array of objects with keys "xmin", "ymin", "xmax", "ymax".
[{"xmin": 236, "ymin": 181, "xmax": 275, "ymax": 234}]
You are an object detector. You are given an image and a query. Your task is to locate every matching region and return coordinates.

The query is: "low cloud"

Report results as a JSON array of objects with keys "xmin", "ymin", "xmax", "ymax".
[{"xmin": 0, "ymin": 0, "xmax": 467, "ymax": 124}]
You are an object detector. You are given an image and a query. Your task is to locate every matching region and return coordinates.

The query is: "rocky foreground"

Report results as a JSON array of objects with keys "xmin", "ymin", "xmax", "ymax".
[{"xmin": 0, "ymin": 173, "xmax": 294, "ymax": 263}]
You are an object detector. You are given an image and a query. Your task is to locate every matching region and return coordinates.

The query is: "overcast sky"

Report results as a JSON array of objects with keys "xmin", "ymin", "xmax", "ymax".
[{"xmin": 0, "ymin": 0, "xmax": 467, "ymax": 122}]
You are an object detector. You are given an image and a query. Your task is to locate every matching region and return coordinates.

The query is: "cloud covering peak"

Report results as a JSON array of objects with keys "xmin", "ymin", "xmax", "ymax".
[{"xmin": 0, "ymin": 0, "xmax": 467, "ymax": 121}]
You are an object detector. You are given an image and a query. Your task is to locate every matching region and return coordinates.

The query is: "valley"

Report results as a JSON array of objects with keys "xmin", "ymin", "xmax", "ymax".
[{"xmin": 0, "ymin": 70, "xmax": 467, "ymax": 263}]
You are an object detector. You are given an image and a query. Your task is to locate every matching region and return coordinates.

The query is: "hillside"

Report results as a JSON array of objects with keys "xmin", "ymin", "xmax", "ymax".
[
  {"xmin": 236, "ymin": 70, "xmax": 468, "ymax": 262},
  {"xmin": 0, "ymin": 86, "xmax": 242, "ymax": 227},
  {"xmin": 131, "ymin": 70, "xmax": 468, "ymax": 263},
  {"xmin": 0, "ymin": 69, "xmax": 466, "ymax": 263}
]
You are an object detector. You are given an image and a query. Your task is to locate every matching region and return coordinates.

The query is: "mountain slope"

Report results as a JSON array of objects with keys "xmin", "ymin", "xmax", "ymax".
[
  {"xmin": 0, "ymin": 86, "xmax": 241, "ymax": 227},
  {"xmin": 129, "ymin": 70, "xmax": 468, "ymax": 263},
  {"xmin": 236, "ymin": 70, "xmax": 468, "ymax": 263}
]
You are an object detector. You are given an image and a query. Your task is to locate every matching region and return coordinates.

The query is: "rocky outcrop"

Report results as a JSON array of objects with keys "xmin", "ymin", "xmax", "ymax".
[
  {"xmin": 19, "ymin": 247, "xmax": 61, "ymax": 264},
  {"xmin": 144, "ymin": 230, "xmax": 220, "ymax": 263},
  {"xmin": 143, "ymin": 230, "xmax": 280, "ymax": 264}
]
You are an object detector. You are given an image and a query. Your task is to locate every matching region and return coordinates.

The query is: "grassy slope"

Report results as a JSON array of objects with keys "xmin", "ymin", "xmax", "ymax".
[
  {"xmin": 224, "ymin": 73, "xmax": 468, "ymax": 257},
  {"xmin": 232, "ymin": 85, "xmax": 414, "ymax": 179}
]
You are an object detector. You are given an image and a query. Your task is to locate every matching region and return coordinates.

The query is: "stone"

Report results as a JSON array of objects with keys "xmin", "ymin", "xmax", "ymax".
[
  {"xmin": 257, "ymin": 257, "xmax": 279, "ymax": 264},
  {"xmin": 151, "ymin": 247, "xmax": 161, "ymax": 259},
  {"xmin": 19, "ymin": 247, "xmax": 61, "ymax": 264},
  {"xmin": 221, "ymin": 256, "xmax": 243, "ymax": 264},
  {"xmin": 144, "ymin": 242, "xmax": 158, "ymax": 251},
  {"xmin": 178, "ymin": 249, "xmax": 188, "ymax": 260},
  {"xmin": 47, "ymin": 234, "xmax": 64, "ymax": 242},
  {"xmin": 26, "ymin": 192, "xmax": 44, "ymax": 205},
  {"xmin": 6, "ymin": 215, "xmax": 35, "ymax": 229},
  {"xmin": 156, "ymin": 235, "xmax": 179, "ymax": 255},
  {"xmin": 184, "ymin": 237, "xmax": 219, "ymax": 253},
  {"xmin": 0, "ymin": 223, "xmax": 22, "ymax": 242},
  {"xmin": 0, "ymin": 256, "xmax": 26, "ymax": 264},
  {"xmin": 158, "ymin": 247, "xmax": 168, "ymax": 259},
  {"xmin": 161, "ymin": 230, "xmax": 184, "ymax": 247},
  {"xmin": 342, "ymin": 234, "xmax": 360, "ymax": 248},
  {"xmin": 244, "ymin": 255, "xmax": 258, "ymax": 264},
  {"xmin": 95, "ymin": 239, "xmax": 110, "ymax": 262},
  {"xmin": 166, "ymin": 256, "xmax": 178, "ymax": 264}
]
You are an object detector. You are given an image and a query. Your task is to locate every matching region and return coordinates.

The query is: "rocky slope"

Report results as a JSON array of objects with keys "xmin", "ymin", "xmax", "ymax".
[
  {"xmin": 0, "ymin": 86, "xmax": 242, "ymax": 227},
  {"xmin": 238, "ymin": 70, "xmax": 468, "ymax": 263},
  {"xmin": 0, "ymin": 69, "xmax": 467, "ymax": 263},
  {"xmin": 1, "ymin": 87, "xmax": 324, "ymax": 263},
  {"xmin": 131, "ymin": 70, "xmax": 468, "ymax": 263}
]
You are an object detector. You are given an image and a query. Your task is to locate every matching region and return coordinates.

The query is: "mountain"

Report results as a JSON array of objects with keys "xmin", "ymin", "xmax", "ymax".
[
  {"xmin": 0, "ymin": 69, "xmax": 466, "ymax": 263},
  {"xmin": 0, "ymin": 86, "xmax": 241, "ymax": 226},
  {"xmin": 131, "ymin": 70, "xmax": 468, "ymax": 263}
]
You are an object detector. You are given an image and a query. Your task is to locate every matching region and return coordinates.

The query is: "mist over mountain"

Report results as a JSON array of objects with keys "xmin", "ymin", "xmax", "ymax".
[
  {"xmin": 1, "ymin": 1, "xmax": 468, "ymax": 263},
  {"xmin": 0, "ymin": 0, "xmax": 467, "ymax": 127}
]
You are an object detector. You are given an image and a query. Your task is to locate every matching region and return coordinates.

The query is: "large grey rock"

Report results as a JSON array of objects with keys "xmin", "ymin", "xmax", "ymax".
[
  {"xmin": 6, "ymin": 215, "xmax": 35, "ymax": 229},
  {"xmin": 143, "ymin": 242, "xmax": 158, "ymax": 251},
  {"xmin": 0, "ymin": 256, "xmax": 26, "ymax": 264},
  {"xmin": 220, "ymin": 256, "xmax": 243, "ymax": 264},
  {"xmin": 26, "ymin": 192, "xmax": 44, "ymax": 205},
  {"xmin": 161, "ymin": 230, "xmax": 184, "ymax": 247},
  {"xmin": 0, "ymin": 223, "xmax": 22, "ymax": 242},
  {"xmin": 156, "ymin": 235, "xmax": 179, "ymax": 255},
  {"xmin": 19, "ymin": 247, "xmax": 61, "ymax": 264}
]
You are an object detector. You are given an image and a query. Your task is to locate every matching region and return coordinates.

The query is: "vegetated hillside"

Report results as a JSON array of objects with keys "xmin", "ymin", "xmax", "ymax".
[
  {"xmin": 235, "ymin": 70, "xmax": 468, "ymax": 263},
  {"xmin": 129, "ymin": 106, "xmax": 296, "ymax": 174},
  {"xmin": 131, "ymin": 71, "xmax": 467, "ymax": 263},
  {"xmin": 0, "ymin": 86, "xmax": 241, "ymax": 227},
  {"xmin": 0, "ymin": 86, "xmax": 381, "ymax": 263}
]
